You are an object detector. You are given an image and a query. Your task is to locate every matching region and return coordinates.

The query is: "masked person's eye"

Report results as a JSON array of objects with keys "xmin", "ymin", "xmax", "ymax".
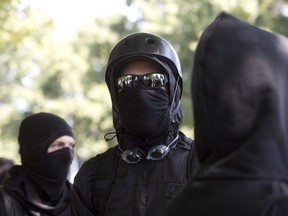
[{"xmin": 116, "ymin": 73, "xmax": 168, "ymax": 92}]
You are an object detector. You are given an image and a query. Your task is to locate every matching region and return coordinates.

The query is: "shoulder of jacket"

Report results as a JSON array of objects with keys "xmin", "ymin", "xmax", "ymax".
[
  {"xmin": 74, "ymin": 146, "xmax": 118, "ymax": 184},
  {"xmin": 79, "ymin": 146, "xmax": 117, "ymax": 169},
  {"xmin": 178, "ymin": 131, "xmax": 194, "ymax": 150},
  {"xmin": 0, "ymin": 186, "xmax": 24, "ymax": 215}
]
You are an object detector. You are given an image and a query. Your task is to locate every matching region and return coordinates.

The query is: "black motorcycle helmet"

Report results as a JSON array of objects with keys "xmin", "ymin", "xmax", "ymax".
[{"xmin": 105, "ymin": 32, "xmax": 183, "ymax": 140}]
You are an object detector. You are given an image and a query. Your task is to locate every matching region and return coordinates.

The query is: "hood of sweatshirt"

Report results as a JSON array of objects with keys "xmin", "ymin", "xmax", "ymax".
[{"xmin": 192, "ymin": 12, "xmax": 288, "ymax": 182}]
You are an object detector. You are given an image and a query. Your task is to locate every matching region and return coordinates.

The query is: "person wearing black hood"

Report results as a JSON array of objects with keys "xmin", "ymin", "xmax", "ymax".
[
  {"xmin": 70, "ymin": 32, "xmax": 198, "ymax": 216},
  {"xmin": 163, "ymin": 12, "xmax": 288, "ymax": 216},
  {"xmin": 0, "ymin": 112, "xmax": 75, "ymax": 216}
]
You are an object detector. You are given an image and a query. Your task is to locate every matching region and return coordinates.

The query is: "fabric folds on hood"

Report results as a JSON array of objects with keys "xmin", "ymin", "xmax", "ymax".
[
  {"xmin": 162, "ymin": 12, "xmax": 288, "ymax": 216},
  {"xmin": 192, "ymin": 12, "xmax": 288, "ymax": 181}
]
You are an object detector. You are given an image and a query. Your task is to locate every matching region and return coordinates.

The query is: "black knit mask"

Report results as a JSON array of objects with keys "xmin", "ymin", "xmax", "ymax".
[
  {"xmin": 117, "ymin": 87, "xmax": 170, "ymax": 147},
  {"xmin": 23, "ymin": 147, "xmax": 73, "ymax": 199},
  {"xmin": 18, "ymin": 112, "xmax": 74, "ymax": 199},
  {"xmin": 19, "ymin": 112, "xmax": 74, "ymax": 159},
  {"xmin": 22, "ymin": 146, "xmax": 73, "ymax": 179}
]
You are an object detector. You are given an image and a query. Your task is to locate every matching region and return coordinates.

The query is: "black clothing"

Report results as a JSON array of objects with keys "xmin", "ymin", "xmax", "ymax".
[
  {"xmin": 70, "ymin": 132, "xmax": 197, "ymax": 216},
  {"xmin": 18, "ymin": 112, "xmax": 74, "ymax": 158},
  {"xmin": 163, "ymin": 12, "xmax": 288, "ymax": 216},
  {"xmin": 0, "ymin": 179, "xmax": 71, "ymax": 216},
  {"xmin": 0, "ymin": 186, "xmax": 26, "ymax": 215},
  {"xmin": 71, "ymin": 33, "xmax": 198, "ymax": 216},
  {"xmin": 117, "ymin": 87, "xmax": 170, "ymax": 148},
  {"xmin": 0, "ymin": 158, "xmax": 14, "ymax": 184},
  {"xmin": 0, "ymin": 112, "xmax": 74, "ymax": 216}
]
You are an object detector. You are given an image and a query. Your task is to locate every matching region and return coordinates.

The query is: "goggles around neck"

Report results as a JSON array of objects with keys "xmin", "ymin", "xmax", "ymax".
[
  {"xmin": 118, "ymin": 134, "xmax": 179, "ymax": 164},
  {"xmin": 116, "ymin": 72, "xmax": 168, "ymax": 92}
]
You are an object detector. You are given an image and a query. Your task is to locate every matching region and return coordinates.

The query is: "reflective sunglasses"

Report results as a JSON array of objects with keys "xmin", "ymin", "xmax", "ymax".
[
  {"xmin": 119, "ymin": 134, "xmax": 179, "ymax": 164},
  {"xmin": 116, "ymin": 73, "xmax": 168, "ymax": 92}
]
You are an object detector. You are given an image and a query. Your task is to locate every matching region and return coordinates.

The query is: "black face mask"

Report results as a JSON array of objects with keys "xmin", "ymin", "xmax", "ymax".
[
  {"xmin": 117, "ymin": 87, "xmax": 170, "ymax": 147},
  {"xmin": 26, "ymin": 147, "xmax": 73, "ymax": 180},
  {"xmin": 23, "ymin": 147, "xmax": 73, "ymax": 199}
]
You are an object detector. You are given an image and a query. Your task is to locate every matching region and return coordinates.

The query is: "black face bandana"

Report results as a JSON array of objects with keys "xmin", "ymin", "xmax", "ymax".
[
  {"xmin": 23, "ymin": 147, "xmax": 74, "ymax": 199},
  {"xmin": 117, "ymin": 86, "xmax": 170, "ymax": 147}
]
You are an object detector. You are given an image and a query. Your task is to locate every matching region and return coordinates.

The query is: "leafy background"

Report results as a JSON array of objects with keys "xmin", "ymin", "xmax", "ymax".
[{"xmin": 0, "ymin": 0, "xmax": 287, "ymax": 165}]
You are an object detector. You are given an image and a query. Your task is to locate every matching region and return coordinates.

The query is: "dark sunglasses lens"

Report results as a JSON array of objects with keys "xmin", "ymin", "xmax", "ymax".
[
  {"xmin": 144, "ymin": 74, "xmax": 166, "ymax": 88},
  {"xmin": 117, "ymin": 75, "xmax": 133, "ymax": 91},
  {"xmin": 116, "ymin": 73, "xmax": 167, "ymax": 91}
]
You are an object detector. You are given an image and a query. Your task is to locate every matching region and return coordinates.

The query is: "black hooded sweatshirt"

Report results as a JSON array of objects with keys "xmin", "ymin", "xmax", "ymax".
[{"xmin": 163, "ymin": 12, "xmax": 288, "ymax": 216}]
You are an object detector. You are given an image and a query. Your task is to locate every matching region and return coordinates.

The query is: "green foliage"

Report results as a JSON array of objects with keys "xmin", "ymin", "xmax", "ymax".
[{"xmin": 0, "ymin": 0, "xmax": 287, "ymax": 163}]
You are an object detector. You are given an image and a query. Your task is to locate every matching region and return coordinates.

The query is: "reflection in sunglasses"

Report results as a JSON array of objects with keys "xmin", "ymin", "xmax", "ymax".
[{"xmin": 116, "ymin": 73, "xmax": 168, "ymax": 92}]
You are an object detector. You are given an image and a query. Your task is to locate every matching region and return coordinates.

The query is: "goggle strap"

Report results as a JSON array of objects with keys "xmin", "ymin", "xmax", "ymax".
[
  {"xmin": 104, "ymin": 131, "xmax": 117, "ymax": 141},
  {"xmin": 167, "ymin": 133, "xmax": 179, "ymax": 148}
]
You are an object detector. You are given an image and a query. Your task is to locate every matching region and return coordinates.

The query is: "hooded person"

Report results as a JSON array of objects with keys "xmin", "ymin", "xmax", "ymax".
[
  {"xmin": 163, "ymin": 12, "xmax": 288, "ymax": 216},
  {"xmin": 70, "ymin": 32, "xmax": 198, "ymax": 216},
  {"xmin": 0, "ymin": 112, "xmax": 75, "ymax": 216}
]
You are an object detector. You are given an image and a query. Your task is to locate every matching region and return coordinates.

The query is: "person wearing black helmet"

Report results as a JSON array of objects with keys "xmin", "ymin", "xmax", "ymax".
[{"xmin": 70, "ymin": 32, "xmax": 198, "ymax": 216}]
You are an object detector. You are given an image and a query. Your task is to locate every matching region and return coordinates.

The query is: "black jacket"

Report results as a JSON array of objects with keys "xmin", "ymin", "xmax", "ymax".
[
  {"xmin": 70, "ymin": 132, "xmax": 198, "ymax": 216},
  {"xmin": 163, "ymin": 12, "xmax": 288, "ymax": 216},
  {"xmin": 0, "ymin": 184, "xmax": 71, "ymax": 216},
  {"xmin": 0, "ymin": 186, "xmax": 26, "ymax": 215},
  {"xmin": 0, "ymin": 172, "xmax": 71, "ymax": 216}
]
